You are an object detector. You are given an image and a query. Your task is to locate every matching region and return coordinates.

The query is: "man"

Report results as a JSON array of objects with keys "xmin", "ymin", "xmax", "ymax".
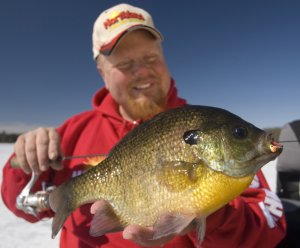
[{"xmin": 1, "ymin": 3, "xmax": 286, "ymax": 248}]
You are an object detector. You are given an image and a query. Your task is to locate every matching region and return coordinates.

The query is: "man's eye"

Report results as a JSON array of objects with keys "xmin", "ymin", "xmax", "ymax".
[
  {"xmin": 116, "ymin": 62, "xmax": 132, "ymax": 70},
  {"xmin": 145, "ymin": 56, "xmax": 157, "ymax": 64}
]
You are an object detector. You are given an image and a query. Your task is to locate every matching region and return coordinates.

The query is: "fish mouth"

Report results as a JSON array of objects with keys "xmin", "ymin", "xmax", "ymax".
[
  {"xmin": 269, "ymin": 140, "xmax": 283, "ymax": 154},
  {"xmin": 252, "ymin": 150, "xmax": 279, "ymax": 167},
  {"xmin": 222, "ymin": 135, "xmax": 283, "ymax": 178},
  {"xmin": 245, "ymin": 136, "xmax": 283, "ymax": 175},
  {"xmin": 261, "ymin": 134, "xmax": 283, "ymax": 158}
]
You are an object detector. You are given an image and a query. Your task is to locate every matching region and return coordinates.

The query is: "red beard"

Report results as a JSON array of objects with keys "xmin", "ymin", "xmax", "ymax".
[{"xmin": 123, "ymin": 87, "xmax": 167, "ymax": 121}]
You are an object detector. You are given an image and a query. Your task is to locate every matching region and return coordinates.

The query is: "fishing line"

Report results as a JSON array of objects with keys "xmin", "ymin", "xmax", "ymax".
[{"xmin": 279, "ymin": 140, "xmax": 299, "ymax": 143}]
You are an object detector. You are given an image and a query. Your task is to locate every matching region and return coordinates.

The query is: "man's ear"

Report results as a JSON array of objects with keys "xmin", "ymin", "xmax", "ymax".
[
  {"xmin": 96, "ymin": 63, "xmax": 104, "ymax": 77},
  {"xmin": 97, "ymin": 64, "xmax": 109, "ymax": 90}
]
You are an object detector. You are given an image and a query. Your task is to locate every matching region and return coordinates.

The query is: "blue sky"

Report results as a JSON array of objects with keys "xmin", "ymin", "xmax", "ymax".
[{"xmin": 0, "ymin": 0, "xmax": 299, "ymax": 132}]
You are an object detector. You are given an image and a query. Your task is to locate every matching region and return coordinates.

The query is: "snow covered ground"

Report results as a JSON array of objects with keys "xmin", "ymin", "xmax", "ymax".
[
  {"xmin": 0, "ymin": 143, "xmax": 278, "ymax": 247},
  {"xmin": 0, "ymin": 144, "xmax": 59, "ymax": 248}
]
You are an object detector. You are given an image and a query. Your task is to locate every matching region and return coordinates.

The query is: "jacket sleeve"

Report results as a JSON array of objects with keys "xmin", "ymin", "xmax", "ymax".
[
  {"xmin": 1, "ymin": 156, "xmax": 54, "ymax": 222},
  {"xmin": 1, "ymin": 123, "xmax": 70, "ymax": 222},
  {"xmin": 188, "ymin": 170, "xmax": 286, "ymax": 248}
]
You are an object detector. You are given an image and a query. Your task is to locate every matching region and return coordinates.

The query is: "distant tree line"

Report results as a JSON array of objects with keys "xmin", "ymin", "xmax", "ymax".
[
  {"xmin": 264, "ymin": 127, "xmax": 281, "ymax": 141},
  {"xmin": 0, "ymin": 132, "xmax": 20, "ymax": 143}
]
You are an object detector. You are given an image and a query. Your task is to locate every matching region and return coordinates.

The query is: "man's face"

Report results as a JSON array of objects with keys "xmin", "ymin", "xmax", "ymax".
[{"xmin": 97, "ymin": 30, "xmax": 171, "ymax": 121}]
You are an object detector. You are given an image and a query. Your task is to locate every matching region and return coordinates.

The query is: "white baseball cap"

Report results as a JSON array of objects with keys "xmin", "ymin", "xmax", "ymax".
[{"xmin": 92, "ymin": 3, "xmax": 163, "ymax": 60}]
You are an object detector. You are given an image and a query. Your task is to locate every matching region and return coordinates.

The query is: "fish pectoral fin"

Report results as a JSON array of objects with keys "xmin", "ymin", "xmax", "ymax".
[
  {"xmin": 89, "ymin": 202, "xmax": 125, "ymax": 237},
  {"xmin": 157, "ymin": 161, "xmax": 200, "ymax": 191},
  {"xmin": 152, "ymin": 213, "xmax": 197, "ymax": 240}
]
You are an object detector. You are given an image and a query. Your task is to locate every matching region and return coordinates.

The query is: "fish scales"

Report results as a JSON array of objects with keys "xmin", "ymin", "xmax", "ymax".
[{"xmin": 49, "ymin": 105, "xmax": 282, "ymax": 239}]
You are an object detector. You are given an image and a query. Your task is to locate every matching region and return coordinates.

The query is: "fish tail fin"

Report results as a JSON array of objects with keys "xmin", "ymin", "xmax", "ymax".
[{"xmin": 49, "ymin": 183, "xmax": 73, "ymax": 239}]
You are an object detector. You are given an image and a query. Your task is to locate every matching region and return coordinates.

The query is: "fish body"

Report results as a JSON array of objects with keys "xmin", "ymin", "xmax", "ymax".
[{"xmin": 49, "ymin": 105, "xmax": 282, "ymax": 239}]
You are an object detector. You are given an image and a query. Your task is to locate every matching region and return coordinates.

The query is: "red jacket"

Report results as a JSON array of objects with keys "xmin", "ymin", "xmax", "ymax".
[{"xmin": 1, "ymin": 81, "xmax": 286, "ymax": 247}]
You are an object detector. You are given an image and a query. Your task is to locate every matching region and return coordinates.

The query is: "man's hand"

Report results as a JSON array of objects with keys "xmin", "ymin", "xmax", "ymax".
[
  {"xmin": 90, "ymin": 200, "xmax": 196, "ymax": 247},
  {"xmin": 122, "ymin": 224, "xmax": 175, "ymax": 247},
  {"xmin": 14, "ymin": 127, "xmax": 63, "ymax": 174}
]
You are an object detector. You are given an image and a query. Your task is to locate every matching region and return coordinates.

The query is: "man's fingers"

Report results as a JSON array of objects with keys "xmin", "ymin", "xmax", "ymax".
[
  {"xmin": 24, "ymin": 132, "xmax": 40, "ymax": 174},
  {"xmin": 36, "ymin": 128, "xmax": 51, "ymax": 171},
  {"xmin": 90, "ymin": 200, "xmax": 107, "ymax": 214},
  {"xmin": 48, "ymin": 128, "xmax": 61, "ymax": 159},
  {"xmin": 123, "ymin": 224, "xmax": 152, "ymax": 240},
  {"xmin": 48, "ymin": 128, "xmax": 63, "ymax": 170},
  {"xmin": 14, "ymin": 136, "xmax": 31, "ymax": 174},
  {"xmin": 123, "ymin": 224, "xmax": 173, "ymax": 247},
  {"xmin": 89, "ymin": 201, "xmax": 192, "ymax": 247},
  {"xmin": 13, "ymin": 127, "xmax": 63, "ymax": 174}
]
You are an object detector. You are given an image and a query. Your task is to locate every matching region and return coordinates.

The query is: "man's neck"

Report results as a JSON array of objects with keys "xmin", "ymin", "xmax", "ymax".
[{"xmin": 119, "ymin": 106, "xmax": 136, "ymax": 123}]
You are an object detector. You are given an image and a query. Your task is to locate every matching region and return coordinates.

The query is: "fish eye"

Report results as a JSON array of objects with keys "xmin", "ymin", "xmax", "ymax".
[
  {"xmin": 183, "ymin": 130, "xmax": 199, "ymax": 145},
  {"xmin": 233, "ymin": 126, "xmax": 248, "ymax": 139}
]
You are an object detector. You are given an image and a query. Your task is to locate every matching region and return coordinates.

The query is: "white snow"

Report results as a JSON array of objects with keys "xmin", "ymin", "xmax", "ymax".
[
  {"xmin": 0, "ymin": 144, "xmax": 59, "ymax": 248},
  {"xmin": 0, "ymin": 143, "xmax": 278, "ymax": 247}
]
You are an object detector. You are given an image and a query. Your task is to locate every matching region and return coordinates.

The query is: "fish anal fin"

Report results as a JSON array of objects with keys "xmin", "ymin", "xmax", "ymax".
[
  {"xmin": 157, "ymin": 161, "xmax": 201, "ymax": 192},
  {"xmin": 197, "ymin": 217, "xmax": 207, "ymax": 248},
  {"xmin": 152, "ymin": 213, "xmax": 196, "ymax": 240},
  {"xmin": 90, "ymin": 202, "xmax": 125, "ymax": 237}
]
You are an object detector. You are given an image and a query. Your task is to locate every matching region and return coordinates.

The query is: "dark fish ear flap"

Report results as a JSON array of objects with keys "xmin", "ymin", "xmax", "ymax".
[
  {"xmin": 183, "ymin": 130, "xmax": 200, "ymax": 145},
  {"xmin": 156, "ymin": 161, "xmax": 200, "ymax": 192}
]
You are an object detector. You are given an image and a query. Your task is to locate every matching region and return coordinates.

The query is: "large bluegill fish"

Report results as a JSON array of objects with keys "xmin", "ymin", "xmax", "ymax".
[{"xmin": 49, "ymin": 105, "xmax": 282, "ymax": 241}]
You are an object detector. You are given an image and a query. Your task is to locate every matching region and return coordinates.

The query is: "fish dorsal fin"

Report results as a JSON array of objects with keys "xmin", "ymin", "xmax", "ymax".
[
  {"xmin": 156, "ymin": 160, "xmax": 205, "ymax": 192},
  {"xmin": 89, "ymin": 201, "xmax": 125, "ymax": 237},
  {"xmin": 152, "ymin": 213, "xmax": 197, "ymax": 240}
]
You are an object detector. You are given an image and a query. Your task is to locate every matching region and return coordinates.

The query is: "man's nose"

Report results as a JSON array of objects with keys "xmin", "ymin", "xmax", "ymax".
[{"xmin": 131, "ymin": 61, "xmax": 151, "ymax": 75}]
